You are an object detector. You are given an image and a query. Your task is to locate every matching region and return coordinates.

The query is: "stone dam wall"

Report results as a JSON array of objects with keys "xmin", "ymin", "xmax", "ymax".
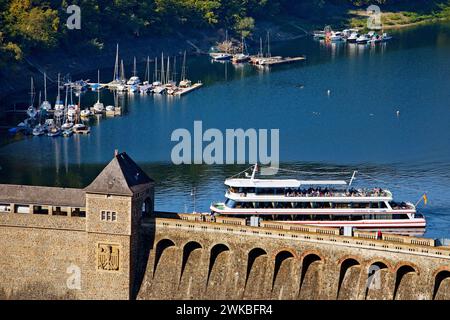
[
  {"xmin": 137, "ymin": 216, "xmax": 450, "ymax": 300},
  {"xmin": 1, "ymin": 211, "xmax": 450, "ymax": 300}
]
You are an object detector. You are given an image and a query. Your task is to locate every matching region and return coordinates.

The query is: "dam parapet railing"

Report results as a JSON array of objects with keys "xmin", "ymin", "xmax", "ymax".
[{"xmin": 149, "ymin": 212, "xmax": 450, "ymax": 259}]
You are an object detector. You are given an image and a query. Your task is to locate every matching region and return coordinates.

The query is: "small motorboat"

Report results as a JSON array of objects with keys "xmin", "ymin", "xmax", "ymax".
[
  {"xmin": 27, "ymin": 106, "xmax": 37, "ymax": 119},
  {"xmin": 73, "ymin": 123, "xmax": 90, "ymax": 134},
  {"xmin": 313, "ymin": 30, "xmax": 326, "ymax": 39},
  {"xmin": 382, "ymin": 33, "xmax": 393, "ymax": 42},
  {"xmin": 93, "ymin": 101, "xmax": 104, "ymax": 114},
  {"xmin": 32, "ymin": 125, "xmax": 45, "ymax": 136},
  {"xmin": 346, "ymin": 32, "xmax": 359, "ymax": 43},
  {"xmin": 61, "ymin": 122, "xmax": 74, "ymax": 130},
  {"xmin": 62, "ymin": 129, "xmax": 73, "ymax": 137},
  {"xmin": 47, "ymin": 126, "xmax": 61, "ymax": 137},
  {"xmin": 127, "ymin": 76, "xmax": 141, "ymax": 86},
  {"xmin": 105, "ymin": 105, "xmax": 115, "ymax": 116},
  {"xmin": 152, "ymin": 85, "xmax": 166, "ymax": 94},
  {"xmin": 212, "ymin": 53, "xmax": 232, "ymax": 61},
  {"xmin": 356, "ymin": 34, "xmax": 370, "ymax": 44},
  {"xmin": 232, "ymin": 53, "xmax": 250, "ymax": 63},
  {"xmin": 129, "ymin": 84, "xmax": 139, "ymax": 93},
  {"xmin": 329, "ymin": 32, "xmax": 343, "ymax": 42},
  {"xmin": 368, "ymin": 34, "xmax": 383, "ymax": 44},
  {"xmin": 40, "ymin": 101, "xmax": 52, "ymax": 111},
  {"xmin": 80, "ymin": 109, "xmax": 92, "ymax": 118}
]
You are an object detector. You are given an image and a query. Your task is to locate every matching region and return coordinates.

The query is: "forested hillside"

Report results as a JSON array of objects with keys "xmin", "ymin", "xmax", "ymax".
[{"xmin": 0, "ymin": 0, "xmax": 449, "ymax": 66}]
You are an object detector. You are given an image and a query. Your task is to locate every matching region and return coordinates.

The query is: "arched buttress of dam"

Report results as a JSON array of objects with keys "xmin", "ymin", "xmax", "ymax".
[
  {"xmin": 180, "ymin": 241, "xmax": 203, "ymax": 282},
  {"xmin": 271, "ymin": 250, "xmax": 299, "ymax": 300},
  {"xmin": 337, "ymin": 258, "xmax": 362, "ymax": 300},
  {"xmin": 298, "ymin": 253, "xmax": 323, "ymax": 300},
  {"xmin": 148, "ymin": 238, "xmax": 180, "ymax": 299},
  {"xmin": 177, "ymin": 241, "xmax": 204, "ymax": 299},
  {"xmin": 243, "ymin": 248, "xmax": 269, "ymax": 299},
  {"xmin": 364, "ymin": 261, "xmax": 391, "ymax": 300},
  {"xmin": 393, "ymin": 264, "xmax": 419, "ymax": 300},
  {"xmin": 153, "ymin": 239, "xmax": 176, "ymax": 277},
  {"xmin": 206, "ymin": 243, "xmax": 232, "ymax": 299},
  {"xmin": 433, "ymin": 270, "xmax": 450, "ymax": 300}
]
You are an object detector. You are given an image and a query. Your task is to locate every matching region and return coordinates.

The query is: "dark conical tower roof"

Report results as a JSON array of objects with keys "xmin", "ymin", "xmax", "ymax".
[{"xmin": 85, "ymin": 152, "xmax": 154, "ymax": 196}]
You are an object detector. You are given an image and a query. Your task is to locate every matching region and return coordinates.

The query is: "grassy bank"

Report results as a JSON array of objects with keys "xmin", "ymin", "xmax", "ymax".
[{"xmin": 349, "ymin": 2, "xmax": 450, "ymax": 30}]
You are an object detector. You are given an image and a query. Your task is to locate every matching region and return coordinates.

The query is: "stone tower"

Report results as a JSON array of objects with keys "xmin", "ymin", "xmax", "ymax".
[{"xmin": 84, "ymin": 151, "xmax": 154, "ymax": 299}]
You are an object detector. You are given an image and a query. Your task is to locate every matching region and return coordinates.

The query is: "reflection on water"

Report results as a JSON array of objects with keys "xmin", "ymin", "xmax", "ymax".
[{"xmin": 1, "ymin": 23, "xmax": 450, "ymax": 238}]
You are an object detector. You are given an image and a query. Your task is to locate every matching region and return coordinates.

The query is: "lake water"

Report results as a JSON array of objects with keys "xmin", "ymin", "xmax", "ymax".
[{"xmin": 1, "ymin": 23, "xmax": 450, "ymax": 238}]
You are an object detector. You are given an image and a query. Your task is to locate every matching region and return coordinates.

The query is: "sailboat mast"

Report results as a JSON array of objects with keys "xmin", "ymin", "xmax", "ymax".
[
  {"xmin": 97, "ymin": 70, "xmax": 100, "ymax": 102},
  {"xmin": 120, "ymin": 60, "xmax": 125, "ymax": 81},
  {"xmin": 44, "ymin": 72, "xmax": 47, "ymax": 101},
  {"xmin": 114, "ymin": 43, "xmax": 119, "ymax": 81},
  {"xmin": 173, "ymin": 56, "xmax": 177, "ymax": 83},
  {"xmin": 166, "ymin": 56, "xmax": 170, "ymax": 83},
  {"xmin": 133, "ymin": 57, "xmax": 137, "ymax": 77},
  {"xmin": 57, "ymin": 73, "xmax": 61, "ymax": 102},
  {"xmin": 154, "ymin": 57, "xmax": 158, "ymax": 82},
  {"xmin": 267, "ymin": 31, "xmax": 271, "ymax": 58},
  {"xmin": 161, "ymin": 53, "xmax": 165, "ymax": 84},
  {"xmin": 181, "ymin": 51, "xmax": 187, "ymax": 81},
  {"xmin": 146, "ymin": 56, "xmax": 150, "ymax": 83},
  {"xmin": 259, "ymin": 37, "xmax": 263, "ymax": 58},
  {"xmin": 30, "ymin": 77, "xmax": 35, "ymax": 107}
]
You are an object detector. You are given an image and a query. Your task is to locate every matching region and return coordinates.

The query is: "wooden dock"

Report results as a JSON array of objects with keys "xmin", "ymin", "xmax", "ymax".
[
  {"xmin": 250, "ymin": 56, "xmax": 306, "ymax": 66},
  {"xmin": 173, "ymin": 82, "xmax": 203, "ymax": 96}
]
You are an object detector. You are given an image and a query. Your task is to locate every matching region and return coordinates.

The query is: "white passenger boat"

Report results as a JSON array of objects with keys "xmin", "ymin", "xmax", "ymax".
[{"xmin": 210, "ymin": 165, "xmax": 426, "ymax": 235}]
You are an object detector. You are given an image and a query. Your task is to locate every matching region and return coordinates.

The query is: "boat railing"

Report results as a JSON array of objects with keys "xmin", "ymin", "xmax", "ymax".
[{"xmin": 226, "ymin": 188, "xmax": 391, "ymax": 198}]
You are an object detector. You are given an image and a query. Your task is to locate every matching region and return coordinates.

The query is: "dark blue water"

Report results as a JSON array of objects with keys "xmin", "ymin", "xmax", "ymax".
[{"xmin": 1, "ymin": 23, "xmax": 450, "ymax": 238}]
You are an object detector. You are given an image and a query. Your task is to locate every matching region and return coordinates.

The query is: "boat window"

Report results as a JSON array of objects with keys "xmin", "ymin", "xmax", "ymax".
[
  {"xmin": 351, "ymin": 202, "xmax": 370, "ymax": 209},
  {"xmin": 393, "ymin": 214, "xmax": 409, "ymax": 220},
  {"xmin": 242, "ymin": 202, "xmax": 254, "ymax": 209},
  {"xmin": 225, "ymin": 199, "xmax": 236, "ymax": 208}
]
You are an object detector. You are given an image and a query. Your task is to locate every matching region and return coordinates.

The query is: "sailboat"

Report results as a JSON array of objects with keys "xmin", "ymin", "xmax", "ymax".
[
  {"xmin": 152, "ymin": 56, "xmax": 162, "ymax": 87},
  {"xmin": 116, "ymin": 60, "xmax": 127, "ymax": 93},
  {"xmin": 27, "ymin": 77, "xmax": 37, "ymax": 119},
  {"xmin": 32, "ymin": 90, "xmax": 45, "ymax": 136},
  {"xmin": 179, "ymin": 51, "xmax": 192, "ymax": 88},
  {"xmin": 140, "ymin": 56, "xmax": 152, "ymax": 94},
  {"xmin": 54, "ymin": 73, "xmax": 65, "ymax": 111},
  {"xmin": 153, "ymin": 53, "xmax": 166, "ymax": 94},
  {"xmin": 93, "ymin": 70, "xmax": 104, "ymax": 114},
  {"xmin": 165, "ymin": 56, "xmax": 178, "ymax": 95},
  {"xmin": 127, "ymin": 56, "xmax": 141, "ymax": 92},
  {"xmin": 232, "ymin": 36, "xmax": 250, "ymax": 63},
  {"xmin": 40, "ymin": 72, "xmax": 52, "ymax": 111}
]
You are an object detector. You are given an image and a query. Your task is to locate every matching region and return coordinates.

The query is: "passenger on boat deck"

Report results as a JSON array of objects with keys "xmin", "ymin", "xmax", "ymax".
[{"xmin": 284, "ymin": 187, "xmax": 384, "ymax": 197}]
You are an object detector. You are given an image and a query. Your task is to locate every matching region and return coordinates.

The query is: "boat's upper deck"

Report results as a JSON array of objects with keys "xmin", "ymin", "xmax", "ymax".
[{"xmin": 225, "ymin": 178, "xmax": 393, "ymax": 201}]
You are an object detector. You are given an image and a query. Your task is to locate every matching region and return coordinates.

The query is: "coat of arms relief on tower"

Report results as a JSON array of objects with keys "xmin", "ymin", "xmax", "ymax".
[{"xmin": 97, "ymin": 243, "xmax": 120, "ymax": 271}]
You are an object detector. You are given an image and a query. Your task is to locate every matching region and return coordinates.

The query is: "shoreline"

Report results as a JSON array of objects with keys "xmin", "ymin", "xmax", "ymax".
[{"xmin": 0, "ymin": 17, "xmax": 447, "ymax": 110}]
